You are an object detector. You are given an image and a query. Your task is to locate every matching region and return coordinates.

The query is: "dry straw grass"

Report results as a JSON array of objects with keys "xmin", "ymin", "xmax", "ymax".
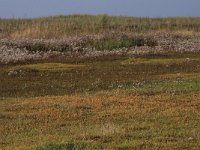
[
  {"xmin": 1, "ymin": 93, "xmax": 200, "ymax": 149},
  {"xmin": 1, "ymin": 15, "xmax": 200, "ymax": 39}
]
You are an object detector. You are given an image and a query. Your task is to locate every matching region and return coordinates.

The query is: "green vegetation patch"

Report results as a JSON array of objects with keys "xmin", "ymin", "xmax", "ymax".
[
  {"xmin": 139, "ymin": 79, "xmax": 200, "ymax": 92},
  {"xmin": 88, "ymin": 37, "xmax": 157, "ymax": 50}
]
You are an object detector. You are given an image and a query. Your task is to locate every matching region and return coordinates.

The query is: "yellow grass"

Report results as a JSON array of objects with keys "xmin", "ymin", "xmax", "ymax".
[
  {"xmin": 1, "ymin": 15, "xmax": 200, "ymax": 39},
  {"xmin": 121, "ymin": 57, "xmax": 198, "ymax": 65},
  {"xmin": 9, "ymin": 63, "xmax": 86, "ymax": 72},
  {"xmin": 1, "ymin": 93, "xmax": 200, "ymax": 149}
]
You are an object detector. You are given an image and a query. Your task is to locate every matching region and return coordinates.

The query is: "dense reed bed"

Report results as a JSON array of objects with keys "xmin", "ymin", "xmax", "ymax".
[{"xmin": 0, "ymin": 15, "xmax": 200, "ymax": 39}]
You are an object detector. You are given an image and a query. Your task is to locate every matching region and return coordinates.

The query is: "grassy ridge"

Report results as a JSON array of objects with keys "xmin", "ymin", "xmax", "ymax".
[{"xmin": 1, "ymin": 15, "xmax": 200, "ymax": 39}]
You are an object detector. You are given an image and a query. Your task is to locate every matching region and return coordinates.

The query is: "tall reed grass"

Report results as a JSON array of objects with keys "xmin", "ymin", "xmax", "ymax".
[{"xmin": 0, "ymin": 15, "xmax": 200, "ymax": 39}]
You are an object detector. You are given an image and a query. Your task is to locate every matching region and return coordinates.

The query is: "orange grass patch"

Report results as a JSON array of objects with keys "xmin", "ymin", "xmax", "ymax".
[{"xmin": 1, "ymin": 93, "xmax": 200, "ymax": 149}]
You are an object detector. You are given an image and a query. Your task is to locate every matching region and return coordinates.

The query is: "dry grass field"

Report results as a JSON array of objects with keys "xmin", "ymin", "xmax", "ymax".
[
  {"xmin": 1, "ymin": 15, "xmax": 200, "ymax": 150},
  {"xmin": 1, "ymin": 93, "xmax": 200, "ymax": 150}
]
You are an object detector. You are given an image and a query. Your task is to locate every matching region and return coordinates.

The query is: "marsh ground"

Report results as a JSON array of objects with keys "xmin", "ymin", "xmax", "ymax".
[
  {"xmin": 1, "ymin": 15, "xmax": 200, "ymax": 150},
  {"xmin": 1, "ymin": 52, "xmax": 200, "ymax": 149}
]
